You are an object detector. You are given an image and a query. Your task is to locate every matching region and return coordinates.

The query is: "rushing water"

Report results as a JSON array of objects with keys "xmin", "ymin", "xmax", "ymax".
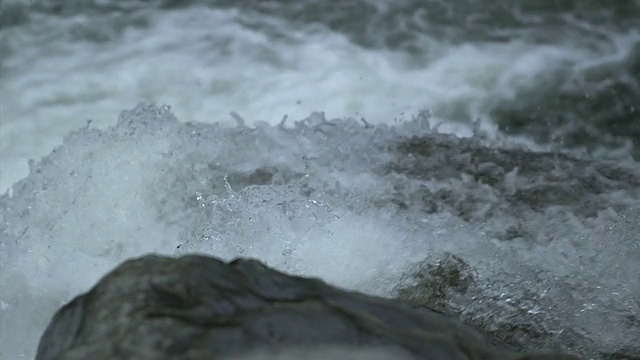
[
  {"xmin": 1, "ymin": 1, "xmax": 639, "ymax": 359},
  {"xmin": 2, "ymin": 0, "xmax": 639, "ymax": 191}
]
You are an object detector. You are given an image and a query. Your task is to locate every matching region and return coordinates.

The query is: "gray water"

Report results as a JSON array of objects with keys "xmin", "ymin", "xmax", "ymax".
[{"xmin": 1, "ymin": 1, "xmax": 639, "ymax": 359}]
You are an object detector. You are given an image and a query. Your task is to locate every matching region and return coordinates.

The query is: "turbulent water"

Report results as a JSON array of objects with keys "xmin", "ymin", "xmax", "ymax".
[{"xmin": 1, "ymin": 1, "xmax": 639, "ymax": 359}]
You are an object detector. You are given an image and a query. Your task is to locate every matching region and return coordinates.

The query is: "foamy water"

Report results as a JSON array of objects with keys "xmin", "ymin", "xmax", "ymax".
[
  {"xmin": 1, "ymin": 2, "xmax": 639, "ymax": 359},
  {"xmin": 2, "ymin": 104, "xmax": 639, "ymax": 359},
  {"xmin": 3, "ymin": 1, "xmax": 639, "ymax": 191}
]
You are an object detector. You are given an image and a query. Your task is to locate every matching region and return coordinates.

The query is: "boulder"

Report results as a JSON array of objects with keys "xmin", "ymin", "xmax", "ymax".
[{"xmin": 36, "ymin": 255, "xmax": 577, "ymax": 360}]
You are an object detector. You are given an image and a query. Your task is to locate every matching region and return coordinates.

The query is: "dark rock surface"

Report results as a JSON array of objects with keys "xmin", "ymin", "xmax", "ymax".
[{"xmin": 36, "ymin": 254, "xmax": 577, "ymax": 360}]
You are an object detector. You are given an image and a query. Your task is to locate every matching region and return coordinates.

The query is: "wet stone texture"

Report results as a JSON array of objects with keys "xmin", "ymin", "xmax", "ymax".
[{"xmin": 36, "ymin": 255, "xmax": 576, "ymax": 360}]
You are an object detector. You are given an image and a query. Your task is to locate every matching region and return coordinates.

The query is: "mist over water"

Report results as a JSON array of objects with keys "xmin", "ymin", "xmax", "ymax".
[{"xmin": 1, "ymin": 1, "xmax": 640, "ymax": 359}]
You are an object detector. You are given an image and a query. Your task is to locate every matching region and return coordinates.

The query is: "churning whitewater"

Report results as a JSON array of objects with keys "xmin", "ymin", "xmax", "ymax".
[
  {"xmin": 1, "ymin": 1, "xmax": 639, "ymax": 359},
  {"xmin": 2, "ymin": 104, "xmax": 639, "ymax": 359}
]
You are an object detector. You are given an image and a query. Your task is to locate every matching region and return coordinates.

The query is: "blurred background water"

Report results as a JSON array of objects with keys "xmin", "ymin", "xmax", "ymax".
[{"xmin": 2, "ymin": 0, "xmax": 639, "ymax": 191}]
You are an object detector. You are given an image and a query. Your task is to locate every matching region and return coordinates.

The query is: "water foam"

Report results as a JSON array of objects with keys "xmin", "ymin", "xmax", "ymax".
[
  {"xmin": 4, "ymin": 3, "xmax": 637, "ymax": 191},
  {"xmin": 0, "ymin": 105, "xmax": 429, "ymax": 358},
  {"xmin": 1, "ymin": 104, "xmax": 639, "ymax": 359}
]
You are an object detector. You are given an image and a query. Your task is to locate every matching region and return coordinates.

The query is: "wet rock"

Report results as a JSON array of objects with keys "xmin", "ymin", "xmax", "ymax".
[{"xmin": 36, "ymin": 254, "xmax": 577, "ymax": 360}]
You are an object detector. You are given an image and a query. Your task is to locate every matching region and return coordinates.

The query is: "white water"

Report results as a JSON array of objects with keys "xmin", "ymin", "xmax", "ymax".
[
  {"xmin": 3, "ymin": 4, "xmax": 635, "ymax": 192},
  {"xmin": 1, "ymin": 3, "xmax": 640, "ymax": 359},
  {"xmin": 0, "ymin": 106, "xmax": 429, "ymax": 358},
  {"xmin": 2, "ymin": 104, "xmax": 639, "ymax": 359}
]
